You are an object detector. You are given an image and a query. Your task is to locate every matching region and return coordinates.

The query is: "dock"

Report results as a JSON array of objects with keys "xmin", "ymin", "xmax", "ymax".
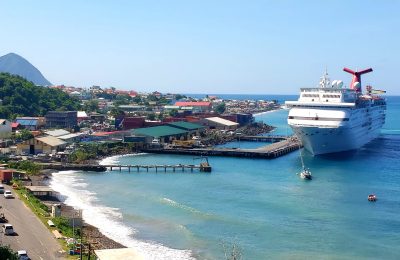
[
  {"xmin": 39, "ymin": 163, "xmax": 211, "ymax": 173},
  {"xmin": 102, "ymin": 163, "xmax": 211, "ymax": 172},
  {"xmin": 235, "ymin": 135, "xmax": 287, "ymax": 142},
  {"xmin": 144, "ymin": 137, "xmax": 301, "ymax": 159}
]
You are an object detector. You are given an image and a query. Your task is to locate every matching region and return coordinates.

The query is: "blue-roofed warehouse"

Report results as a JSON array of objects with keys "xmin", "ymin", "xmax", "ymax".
[{"xmin": 15, "ymin": 117, "xmax": 45, "ymax": 130}]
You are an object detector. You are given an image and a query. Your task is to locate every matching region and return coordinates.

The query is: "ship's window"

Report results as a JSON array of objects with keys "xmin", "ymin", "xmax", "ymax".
[
  {"xmin": 312, "ymin": 99, "xmax": 314, "ymax": 101},
  {"xmin": 326, "ymin": 99, "xmax": 328, "ymax": 102},
  {"xmin": 288, "ymin": 116, "xmax": 294, "ymax": 119}
]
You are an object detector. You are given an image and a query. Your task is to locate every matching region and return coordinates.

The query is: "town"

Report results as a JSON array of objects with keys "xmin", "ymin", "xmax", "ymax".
[{"xmin": 0, "ymin": 72, "xmax": 285, "ymax": 259}]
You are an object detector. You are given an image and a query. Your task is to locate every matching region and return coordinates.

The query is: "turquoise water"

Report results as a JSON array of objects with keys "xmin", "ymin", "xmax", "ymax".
[{"xmin": 50, "ymin": 96, "xmax": 400, "ymax": 260}]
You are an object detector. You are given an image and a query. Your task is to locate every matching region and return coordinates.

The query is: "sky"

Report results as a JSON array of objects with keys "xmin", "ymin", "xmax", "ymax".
[{"xmin": 1, "ymin": 0, "xmax": 399, "ymax": 94}]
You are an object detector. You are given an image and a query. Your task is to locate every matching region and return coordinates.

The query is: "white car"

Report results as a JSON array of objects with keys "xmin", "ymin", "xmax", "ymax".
[
  {"xmin": 3, "ymin": 224, "xmax": 14, "ymax": 235},
  {"xmin": 4, "ymin": 190, "xmax": 13, "ymax": 199},
  {"xmin": 18, "ymin": 250, "xmax": 30, "ymax": 260}
]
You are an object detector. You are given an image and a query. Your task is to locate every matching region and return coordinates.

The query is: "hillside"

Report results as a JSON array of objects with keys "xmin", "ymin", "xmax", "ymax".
[
  {"xmin": 0, "ymin": 53, "xmax": 51, "ymax": 86},
  {"xmin": 0, "ymin": 73, "xmax": 80, "ymax": 119}
]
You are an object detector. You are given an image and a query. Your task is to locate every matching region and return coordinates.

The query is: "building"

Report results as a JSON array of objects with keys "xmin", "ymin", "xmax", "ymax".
[
  {"xmin": 234, "ymin": 113, "xmax": 254, "ymax": 126},
  {"xmin": 167, "ymin": 121, "xmax": 205, "ymax": 136},
  {"xmin": 44, "ymin": 129, "xmax": 71, "ymax": 137},
  {"xmin": 17, "ymin": 136, "xmax": 67, "ymax": 155},
  {"xmin": 174, "ymin": 101, "xmax": 212, "ymax": 113},
  {"xmin": 77, "ymin": 111, "xmax": 89, "ymax": 123},
  {"xmin": 132, "ymin": 125, "xmax": 189, "ymax": 144},
  {"xmin": 15, "ymin": 117, "xmax": 46, "ymax": 130},
  {"xmin": 89, "ymin": 131, "xmax": 131, "ymax": 141},
  {"xmin": 45, "ymin": 111, "xmax": 78, "ymax": 129},
  {"xmin": 201, "ymin": 117, "xmax": 239, "ymax": 130},
  {"xmin": 0, "ymin": 119, "xmax": 12, "ymax": 139},
  {"xmin": 115, "ymin": 116, "xmax": 146, "ymax": 130}
]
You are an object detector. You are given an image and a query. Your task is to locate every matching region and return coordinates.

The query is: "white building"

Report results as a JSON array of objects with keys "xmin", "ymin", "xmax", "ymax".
[{"xmin": 0, "ymin": 119, "xmax": 12, "ymax": 139}]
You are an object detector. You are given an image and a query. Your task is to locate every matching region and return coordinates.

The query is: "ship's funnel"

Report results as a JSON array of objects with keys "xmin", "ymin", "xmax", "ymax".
[{"xmin": 343, "ymin": 67, "xmax": 373, "ymax": 92}]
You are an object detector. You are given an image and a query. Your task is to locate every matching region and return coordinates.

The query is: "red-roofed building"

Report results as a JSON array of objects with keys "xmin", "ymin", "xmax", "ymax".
[
  {"xmin": 174, "ymin": 102, "xmax": 212, "ymax": 113},
  {"xmin": 11, "ymin": 122, "xmax": 21, "ymax": 132}
]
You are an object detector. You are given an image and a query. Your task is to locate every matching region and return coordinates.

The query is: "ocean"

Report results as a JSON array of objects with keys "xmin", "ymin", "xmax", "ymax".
[{"xmin": 50, "ymin": 95, "xmax": 400, "ymax": 260}]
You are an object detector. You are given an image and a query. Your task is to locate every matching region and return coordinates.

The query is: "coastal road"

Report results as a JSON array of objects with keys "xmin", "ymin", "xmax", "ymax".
[{"xmin": 0, "ymin": 185, "xmax": 64, "ymax": 260}]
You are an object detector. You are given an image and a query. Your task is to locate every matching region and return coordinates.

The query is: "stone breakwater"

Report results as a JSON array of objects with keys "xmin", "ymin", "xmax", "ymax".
[{"xmin": 201, "ymin": 122, "xmax": 275, "ymax": 146}]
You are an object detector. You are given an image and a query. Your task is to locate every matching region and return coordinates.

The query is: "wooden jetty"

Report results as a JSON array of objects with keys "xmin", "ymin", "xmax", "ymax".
[
  {"xmin": 102, "ymin": 163, "xmax": 211, "ymax": 172},
  {"xmin": 144, "ymin": 137, "xmax": 301, "ymax": 159},
  {"xmin": 39, "ymin": 163, "xmax": 211, "ymax": 173}
]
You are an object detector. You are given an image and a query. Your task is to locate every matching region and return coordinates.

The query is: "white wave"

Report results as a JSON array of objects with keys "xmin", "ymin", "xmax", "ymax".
[
  {"xmin": 253, "ymin": 109, "xmax": 281, "ymax": 116},
  {"xmin": 50, "ymin": 170, "xmax": 194, "ymax": 260},
  {"xmin": 99, "ymin": 153, "xmax": 148, "ymax": 165},
  {"xmin": 161, "ymin": 198, "xmax": 206, "ymax": 216}
]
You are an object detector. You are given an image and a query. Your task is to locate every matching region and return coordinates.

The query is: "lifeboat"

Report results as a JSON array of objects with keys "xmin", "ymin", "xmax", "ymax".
[{"xmin": 368, "ymin": 194, "xmax": 377, "ymax": 202}]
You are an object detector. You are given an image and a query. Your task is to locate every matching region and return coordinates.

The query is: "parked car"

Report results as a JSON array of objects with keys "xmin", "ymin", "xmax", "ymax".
[
  {"xmin": 17, "ymin": 250, "xmax": 30, "ymax": 260},
  {"xmin": 0, "ymin": 185, "xmax": 4, "ymax": 194},
  {"xmin": 4, "ymin": 190, "xmax": 13, "ymax": 198},
  {"xmin": 2, "ymin": 224, "xmax": 14, "ymax": 235}
]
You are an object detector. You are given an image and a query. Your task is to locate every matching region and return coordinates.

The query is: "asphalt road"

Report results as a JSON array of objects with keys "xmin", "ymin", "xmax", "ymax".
[{"xmin": 0, "ymin": 184, "xmax": 64, "ymax": 260}]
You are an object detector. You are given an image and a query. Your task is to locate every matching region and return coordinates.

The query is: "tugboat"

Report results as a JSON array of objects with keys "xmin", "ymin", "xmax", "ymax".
[{"xmin": 368, "ymin": 194, "xmax": 377, "ymax": 202}]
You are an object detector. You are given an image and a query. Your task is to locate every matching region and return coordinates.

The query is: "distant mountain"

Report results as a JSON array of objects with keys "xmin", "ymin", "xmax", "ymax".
[{"xmin": 0, "ymin": 52, "xmax": 52, "ymax": 86}]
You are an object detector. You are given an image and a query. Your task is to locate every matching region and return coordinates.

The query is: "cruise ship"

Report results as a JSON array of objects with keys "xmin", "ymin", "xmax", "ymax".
[{"xmin": 285, "ymin": 68, "xmax": 386, "ymax": 155}]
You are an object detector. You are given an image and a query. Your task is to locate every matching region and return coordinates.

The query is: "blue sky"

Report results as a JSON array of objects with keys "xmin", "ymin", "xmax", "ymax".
[{"xmin": 1, "ymin": 1, "xmax": 399, "ymax": 94}]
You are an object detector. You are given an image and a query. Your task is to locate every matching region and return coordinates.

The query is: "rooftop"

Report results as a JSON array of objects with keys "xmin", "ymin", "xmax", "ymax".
[
  {"xmin": 175, "ymin": 101, "xmax": 211, "ymax": 107},
  {"xmin": 36, "ymin": 136, "xmax": 67, "ymax": 147},
  {"xmin": 205, "ymin": 117, "xmax": 239, "ymax": 126},
  {"xmin": 167, "ymin": 121, "xmax": 204, "ymax": 130},
  {"xmin": 133, "ymin": 125, "xmax": 188, "ymax": 138},
  {"xmin": 16, "ymin": 118, "xmax": 38, "ymax": 126},
  {"xmin": 44, "ymin": 129, "xmax": 71, "ymax": 137}
]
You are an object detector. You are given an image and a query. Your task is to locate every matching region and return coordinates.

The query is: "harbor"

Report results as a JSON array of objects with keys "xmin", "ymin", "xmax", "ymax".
[{"xmin": 144, "ymin": 136, "xmax": 301, "ymax": 159}]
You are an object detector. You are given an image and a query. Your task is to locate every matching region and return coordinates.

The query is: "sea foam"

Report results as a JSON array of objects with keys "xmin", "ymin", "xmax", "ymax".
[
  {"xmin": 99, "ymin": 153, "xmax": 147, "ymax": 165},
  {"xmin": 50, "ymin": 170, "xmax": 194, "ymax": 260}
]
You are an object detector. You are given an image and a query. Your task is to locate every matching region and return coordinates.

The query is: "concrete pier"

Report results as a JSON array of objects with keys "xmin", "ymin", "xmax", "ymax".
[{"xmin": 144, "ymin": 137, "xmax": 301, "ymax": 159}]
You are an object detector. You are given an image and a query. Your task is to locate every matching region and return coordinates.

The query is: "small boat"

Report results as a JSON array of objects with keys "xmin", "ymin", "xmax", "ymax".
[
  {"xmin": 368, "ymin": 194, "xmax": 377, "ymax": 202},
  {"xmin": 300, "ymin": 168, "xmax": 312, "ymax": 180},
  {"xmin": 298, "ymin": 146, "xmax": 312, "ymax": 180}
]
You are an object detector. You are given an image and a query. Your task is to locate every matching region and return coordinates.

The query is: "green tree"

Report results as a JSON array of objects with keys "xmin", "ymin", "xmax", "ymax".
[
  {"xmin": 16, "ymin": 129, "xmax": 34, "ymax": 141},
  {"xmin": 169, "ymin": 109, "xmax": 179, "ymax": 117},
  {"xmin": 175, "ymin": 94, "xmax": 186, "ymax": 100},
  {"xmin": 0, "ymin": 73, "xmax": 81, "ymax": 119},
  {"xmin": 0, "ymin": 246, "xmax": 18, "ymax": 259},
  {"xmin": 215, "ymin": 103, "xmax": 226, "ymax": 114},
  {"xmin": 83, "ymin": 99, "xmax": 99, "ymax": 113},
  {"xmin": 109, "ymin": 106, "xmax": 125, "ymax": 117},
  {"xmin": 147, "ymin": 113, "xmax": 156, "ymax": 120}
]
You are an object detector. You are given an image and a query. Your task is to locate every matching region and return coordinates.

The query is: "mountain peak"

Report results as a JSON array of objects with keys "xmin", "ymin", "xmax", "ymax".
[{"xmin": 0, "ymin": 52, "xmax": 52, "ymax": 86}]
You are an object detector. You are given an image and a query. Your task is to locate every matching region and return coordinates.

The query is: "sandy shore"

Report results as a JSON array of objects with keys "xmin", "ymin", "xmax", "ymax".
[{"xmin": 29, "ymin": 171, "xmax": 126, "ymax": 251}]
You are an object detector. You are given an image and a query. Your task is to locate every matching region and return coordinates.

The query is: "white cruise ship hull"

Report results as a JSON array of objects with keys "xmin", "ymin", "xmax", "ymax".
[{"xmin": 288, "ymin": 105, "xmax": 386, "ymax": 155}]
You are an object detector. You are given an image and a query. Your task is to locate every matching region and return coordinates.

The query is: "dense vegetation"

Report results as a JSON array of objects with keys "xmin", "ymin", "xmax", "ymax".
[
  {"xmin": 7, "ymin": 160, "xmax": 42, "ymax": 175},
  {"xmin": 0, "ymin": 246, "xmax": 18, "ymax": 259},
  {"xmin": 69, "ymin": 142, "xmax": 137, "ymax": 163},
  {"xmin": 0, "ymin": 73, "xmax": 81, "ymax": 119}
]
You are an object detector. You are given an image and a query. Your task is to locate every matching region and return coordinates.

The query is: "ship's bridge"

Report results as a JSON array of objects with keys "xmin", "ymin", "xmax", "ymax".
[{"xmin": 298, "ymin": 88, "xmax": 357, "ymax": 104}]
